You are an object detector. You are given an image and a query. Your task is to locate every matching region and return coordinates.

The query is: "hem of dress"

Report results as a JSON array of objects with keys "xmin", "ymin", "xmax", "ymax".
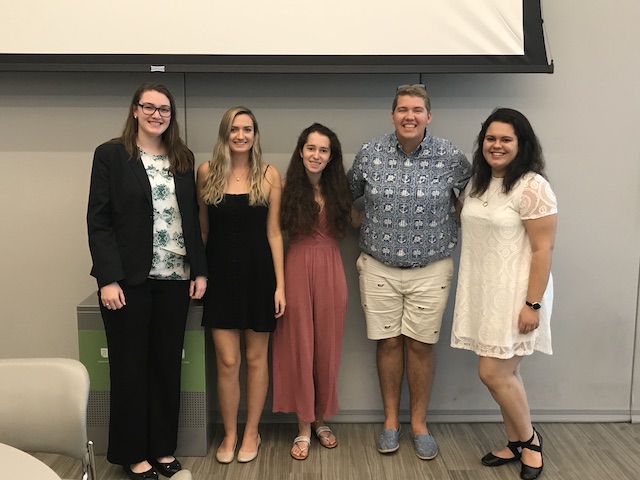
[
  {"xmin": 201, "ymin": 324, "xmax": 275, "ymax": 333},
  {"xmin": 272, "ymin": 406, "xmax": 340, "ymax": 424},
  {"xmin": 450, "ymin": 340, "xmax": 552, "ymax": 359}
]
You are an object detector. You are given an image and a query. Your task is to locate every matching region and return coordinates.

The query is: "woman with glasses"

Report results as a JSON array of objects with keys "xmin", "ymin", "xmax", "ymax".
[
  {"xmin": 87, "ymin": 82, "xmax": 207, "ymax": 480},
  {"xmin": 196, "ymin": 106, "xmax": 285, "ymax": 464},
  {"xmin": 271, "ymin": 123, "xmax": 355, "ymax": 460}
]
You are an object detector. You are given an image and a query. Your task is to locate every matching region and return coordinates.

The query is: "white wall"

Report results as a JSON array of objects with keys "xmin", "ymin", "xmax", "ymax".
[{"xmin": 0, "ymin": 0, "xmax": 638, "ymax": 421}]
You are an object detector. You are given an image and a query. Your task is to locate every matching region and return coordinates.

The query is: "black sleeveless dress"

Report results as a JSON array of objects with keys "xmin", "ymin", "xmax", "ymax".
[{"xmin": 201, "ymin": 194, "xmax": 277, "ymax": 332}]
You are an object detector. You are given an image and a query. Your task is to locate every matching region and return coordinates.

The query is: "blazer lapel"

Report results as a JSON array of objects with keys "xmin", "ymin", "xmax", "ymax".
[{"xmin": 129, "ymin": 157, "xmax": 152, "ymax": 206}]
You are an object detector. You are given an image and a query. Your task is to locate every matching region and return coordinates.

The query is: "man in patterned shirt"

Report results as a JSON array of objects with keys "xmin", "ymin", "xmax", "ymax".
[{"xmin": 348, "ymin": 84, "xmax": 470, "ymax": 460}]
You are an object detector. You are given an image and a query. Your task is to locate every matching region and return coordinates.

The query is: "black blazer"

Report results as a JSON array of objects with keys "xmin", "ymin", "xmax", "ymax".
[{"xmin": 87, "ymin": 141, "xmax": 207, "ymax": 288}]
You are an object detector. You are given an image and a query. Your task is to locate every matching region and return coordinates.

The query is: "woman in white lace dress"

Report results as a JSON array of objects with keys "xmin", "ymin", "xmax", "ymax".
[{"xmin": 451, "ymin": 108, "xmax": 557, "ymax": 480}]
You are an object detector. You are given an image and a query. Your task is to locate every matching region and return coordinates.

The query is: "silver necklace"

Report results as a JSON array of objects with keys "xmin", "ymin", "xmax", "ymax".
[
  {"xmin": 481, "ymin": 183, "xmax": 502, "ymax": 207},
  {"xmin": 231, "ymin": 167, "xmax": 248, "ymax": 181}
]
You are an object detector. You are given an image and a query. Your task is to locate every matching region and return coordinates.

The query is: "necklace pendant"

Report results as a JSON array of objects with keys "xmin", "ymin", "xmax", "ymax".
[{"xmin": 483, "ymin": 201, "xmax": 489, "ymax": 207}]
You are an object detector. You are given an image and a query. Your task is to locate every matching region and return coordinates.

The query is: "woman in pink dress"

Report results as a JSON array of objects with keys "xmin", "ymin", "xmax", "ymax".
[{"xmin": 272, "ymin": 123, "xmax": 355, "ymax": 460}]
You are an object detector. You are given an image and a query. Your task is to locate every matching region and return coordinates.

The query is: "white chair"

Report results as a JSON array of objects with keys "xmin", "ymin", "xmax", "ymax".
[
  {"xmin": 172, "ymin": 470, "xmax": 193, "ymax": 480},
  {"xmin": 0, "ymin": 358, "xmax": 97, "ymax": 480}
]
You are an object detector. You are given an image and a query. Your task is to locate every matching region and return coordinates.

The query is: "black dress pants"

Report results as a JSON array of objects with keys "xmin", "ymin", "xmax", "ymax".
[{"xmin": 100, "ymin": 278, "xmax": 190, "ymax": 465}]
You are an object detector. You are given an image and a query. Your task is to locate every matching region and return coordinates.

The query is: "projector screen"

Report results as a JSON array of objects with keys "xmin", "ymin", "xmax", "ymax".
[{"xmin": 0, "ymin": 0, "xmax": 552, "ymax": 73}]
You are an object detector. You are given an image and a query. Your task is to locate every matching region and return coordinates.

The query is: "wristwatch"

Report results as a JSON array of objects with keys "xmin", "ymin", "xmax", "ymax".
[{"xmin": 525, "ymin": 300, "xmax": 541, "ymax": 311}]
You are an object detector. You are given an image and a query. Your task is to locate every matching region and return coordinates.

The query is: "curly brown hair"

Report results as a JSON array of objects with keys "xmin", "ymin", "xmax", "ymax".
[{"xmin": 281, "ymin": 123, "xmax": 351, "ymax": 239}]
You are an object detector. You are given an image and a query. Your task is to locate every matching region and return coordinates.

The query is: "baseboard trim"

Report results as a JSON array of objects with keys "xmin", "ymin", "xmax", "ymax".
[{"xmin": 229, "ymin": 409, "xmax": 633, "ymax": 424}]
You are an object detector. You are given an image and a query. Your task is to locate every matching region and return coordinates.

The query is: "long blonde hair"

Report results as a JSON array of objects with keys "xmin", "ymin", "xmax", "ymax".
[{"xmin": 201, "ymin": 106, "xmax": 268, "ymax": 206}]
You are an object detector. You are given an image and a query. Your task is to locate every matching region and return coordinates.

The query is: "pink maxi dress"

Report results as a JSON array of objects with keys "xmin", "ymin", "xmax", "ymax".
[{"xmin": 272, "ymin": 209, "xmax": 348, "ymax": 422}]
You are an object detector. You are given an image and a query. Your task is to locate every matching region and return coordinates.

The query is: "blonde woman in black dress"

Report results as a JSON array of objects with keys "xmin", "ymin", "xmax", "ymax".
[{"xmin": 196, "ymin": 106, "xmax": 285, "ymax": 464}]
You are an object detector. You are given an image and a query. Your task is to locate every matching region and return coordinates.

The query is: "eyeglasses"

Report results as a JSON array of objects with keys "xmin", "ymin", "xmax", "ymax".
[
  {"xmin": 396, "ymin": 84, "xmax": 426, "ymax": 92},
  {"xmin": 137, "ymin": 103, "xmax": 172, "ymax": 117}
]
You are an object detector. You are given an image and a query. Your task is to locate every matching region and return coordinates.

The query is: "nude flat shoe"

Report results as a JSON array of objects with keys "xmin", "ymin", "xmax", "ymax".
[
  {"xmin": 215, "ymin": 437, "xmax": 237, "ymax": 464},
  {"xmin": 237, "ymin": 434, "xmax": 261, "ymax": 463}
]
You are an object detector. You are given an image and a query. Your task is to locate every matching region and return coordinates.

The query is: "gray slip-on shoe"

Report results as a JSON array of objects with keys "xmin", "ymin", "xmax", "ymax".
[
  {"xmin": 377, "ymin": 427, "xmax": 401, "ymax": 453},
  {"xmin": 413, "ymin": 433, "xmax": 438, "ymax": 460}
]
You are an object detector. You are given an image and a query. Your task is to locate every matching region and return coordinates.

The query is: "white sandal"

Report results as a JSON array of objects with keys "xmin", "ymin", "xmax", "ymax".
[
  {"xmin": 291, "ymin": 435, "xmax": 311, "ymax": 460},
  {"xmin": 315, "ymin": 425, "xmax": 338, "ymax": 449}
]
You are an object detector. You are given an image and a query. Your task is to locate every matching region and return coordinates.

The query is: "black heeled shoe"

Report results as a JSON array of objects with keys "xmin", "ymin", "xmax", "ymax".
[
  {"xmin": 149, "ymin": 458, "xmax": 182, "ymax": 477},
  {"xmin": 520, "ymin": 428, "xmax": 544, "ymax": 480},
  {"xmin": 123, "ymin": 464, "xmax": 158, "ymax": 480},
  {"xmin": 481, "ymin": 440, "xmax": 521, "ymax": 466}
]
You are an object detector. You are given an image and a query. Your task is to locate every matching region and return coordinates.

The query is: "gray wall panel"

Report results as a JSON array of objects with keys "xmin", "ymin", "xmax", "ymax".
[{"xmin": 1, "ymin": 0, "xmax": 639, "ymax": 421}]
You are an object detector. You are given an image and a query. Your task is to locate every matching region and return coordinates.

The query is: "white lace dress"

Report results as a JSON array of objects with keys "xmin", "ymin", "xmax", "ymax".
[{"xmin": 451, "ymin": 172, "xmax": 557, "ymax": 359}]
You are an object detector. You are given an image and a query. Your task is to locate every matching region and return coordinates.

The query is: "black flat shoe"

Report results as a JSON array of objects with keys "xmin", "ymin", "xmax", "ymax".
[
  {"xmin": 150, "ymin": 458, "xmax": 182, "ymax": 477},
  {"xmin": 520, "ymin": 428, "xmax": 544, "ymax": 480},
  {"xmin": 481, "ymin": 440, "xmax": 522, "ymax": 466},
  {"xmin": 123, "ymin": 464, "xmax": 158, "ymax": 480}
]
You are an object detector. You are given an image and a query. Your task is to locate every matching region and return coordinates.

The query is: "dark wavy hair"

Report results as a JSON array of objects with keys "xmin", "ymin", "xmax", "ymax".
[
  {"xmin": 470, "ymin": 107, "xmax": 546, "ymax": 196},
  {"xmin": 281, "ymin": 123, "xmax": 352, "ymax": 239},
  {"xmin": 116, "ymin": 82, "xmax": 193, "ymax": 174}
]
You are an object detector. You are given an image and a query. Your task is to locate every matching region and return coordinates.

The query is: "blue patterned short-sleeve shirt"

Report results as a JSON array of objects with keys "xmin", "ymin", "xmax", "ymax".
[{"xmin": 348, "ymin": 131, "xmax": 471, "ymax": 268}]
